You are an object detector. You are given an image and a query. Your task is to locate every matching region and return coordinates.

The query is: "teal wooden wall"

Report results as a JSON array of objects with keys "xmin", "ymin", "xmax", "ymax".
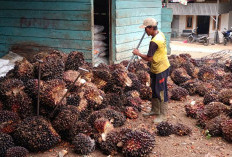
[
  {"xmin": 161, "ymin": 8, "xmax": 173, "ymax": 55},
  {"xmin": 112, "ymin": 0, "xmax": 165, "ymax": 63},
  {"xmin": 0, "ymin": 0, "xmax": 172, "ymax": 62},
  {"xmin": 0, "ymin": 0, "xmax": 93, "ymax": 61}
]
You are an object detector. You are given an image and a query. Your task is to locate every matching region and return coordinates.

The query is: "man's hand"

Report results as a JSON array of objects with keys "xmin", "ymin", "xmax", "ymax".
[{"xmin": 132, "ymin": 49, "xmax": 140, "ymax": 56}]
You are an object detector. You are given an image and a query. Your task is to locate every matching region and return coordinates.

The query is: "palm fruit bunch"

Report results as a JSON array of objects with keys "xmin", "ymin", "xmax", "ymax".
[
  {"xmin": 0, "ymin": 133, "xmax": 15, "ymax": 157},
  {"xmin": 87, "ymin": 110, "xmax": 105, "ymax": 126},
  {"xmin": 51, "ymin": 105, "xmax": 79, "ymax": 135},
  {"xmin": 0, "ymin": 78, "xmax": 34, "ymax": 119},
  {"xmin": 24, "ymin": 79, "xmax": 44, "ymax": 102},
  {"xmin": 13, "ymin": 116, "xmax": 61, "ymax": 152},
  {"xmin": 124, "ymin": 106, "xmax": 139, "ymax": 119},
  {"xmin": 102, "ymin": 108, "xmax": 126, "ymax": 127},
  {"xmin": 96, "ymin": 128, "xmax": 131, "ymax": 155},
  {"xmin": 62, "ymin": 70, "xmax": 83, "ymax": 93},
  {"xmin": 73, "ymin": 133, "xmax": 95, "ymax": 155},
  {"xmin": 170, "ymin": 87, "xmax": 189, "ymax": 101},
  {"xmin": 125, "ymin": 72, "xmax": 142, "ymax": 92},
  {"xmin": 156, "ymin": 121, "xmax": 175, "ymax": 136},
  {"xmin": 65, "ymin": 51, "xmax": 85, "ymax": 71},
  {"xmin": 196, "ymin": 110, "xmax": 210, "ymax": 128},
  {"xmin": 121, "ymin": 129, "xmax": 155, "ymax": 157},
  {"xmin": 120, "ymin": 60, "xmax": 135, "ymax": 73},
  {"xmin": 78, "ymin": 64, "xmax": 93, "ymax": 83},
  {"xmin": 103, "ymin": 93, "xmax": 126, "ymax": 111},
  {"xmin": 208, "ymin": 79, "xmax": 222, "ymax": 91},
  {"xmin": 180, "ymin": 79, "xmax": 198, "ymax": 95},
  {"xmin": 68, "ymin": 121, "xmax": 93, "ymax": 142},
  {"xmin": 136, "ymin": 71, "xmax": 150, "ymax": 87},
  {"xmin": 126, "ymin": 96, "xmax": 142, "ymax": 112},
  {"xmin": 214, "ymin": 67, "xmax": 226, "ymax": 80},
  {"xmin": 185, "ymin": 101, "xmax": 204, "ymax": 118},
  {"xmin": 129, "ymin": 60, "xmax": 149, "ymax": 72},
  {"xmin": 195, "ymin": 81, "xmax": 213, "ymax": 97},
  {"xmin": 94, "ymin": 118, "xmax": 114, "ymax": 141},
  {"xmin": 40, "ymin": 79, "xmax": 67, "ymax": 109},
  {"xmin": 222, "ymin": 73, "xmax": 232, "ymax": 89},
  {"xmin": 98, "ymin": 130, "xmax": 122, "ymax": 155},
  {"xmin": 179, "ymin": 53, "xmax": 192, "ymax": 60},
  {"xmin": 167, "ymin": 77, "xmax": 178, "ymax": 89},
  {"xmin": 181, "ymin": 61, "xmax": 199, "ymax": 78},
  {"xmin": 198, "ymin": 66, "xmax": 216, "ymax": 82},
  {"xmin": 108, "ymin": 62, "xmax": 124, "ymax": 70},
  {"xmin": 202, "ymin": 102, "xmax": 229, "ymax": 119},
  {"xmin": 125, "ymin": 90, "xmax": 140, "ymax": 98},
  {"xmin": 0, "ymin": 111, "xmax": 20, "ymax": 133},
  {"xmin": 87, "ymin": 108, "xmax": 126, "ymax": 128},
  {"xmin": 12, "ymin": 58, "xmax": 34, "ymax": 81},
  {"xmin": 168, "ymin": 55, "xmax": 183, "ymax": 73},
  {"xmin": 203, "ymin": 90, "xmax": 219, "ymax": 105},
  {"xmin": 218, "ymin": 89, "xmax": 232, "ymax": 105},
  {"xmin": 103, "ymin": 79, "xmax": 123, "ymax": 94},
  {"xmin": 173, "ymin": 123, "xmax": 192, "ymax": 136},
  {"xmin": 34, "ymin": 52, "xmax": 65, "ymax": 80},
  {"xmin": 170, "ymin": 68, "xmax": 191, "ymax": 85},
  {"xmin": 67, "ymin": 94, "xmax": 89, "ymax": 120},
  {"xmin": 224, "ymin": 60, "xmax": 232, "ymax": 72},
  {"xmin": 221, "ymin": 119, "xmax": 232, "ymax": 142},
  {"xmin": 111, "ymin": 69, "xmax": 132, "ymax": 88},
  {"xmin": 92, "ymin": 66, "xmax": 111, "ymax": 89},
  {"xmin": 139, "ymin": 85, "xmax": 152, "ymax": 100},
  {"xmin": 81, "ymin": 85, "xmax": 105, "ymax": 110},
  {"xmin": 5, "ymin": 146, "xmax": 29, "ymax": 157},
  {"xmin": 0, "ymin": 100, "xmax": 3, "ymax": 110},
  {"xmin": 200, "ymin": 58, "xmax": 217, "ymax": 67},
  {"xmin": 205, "ymin": 114, "xmax": 229, "ymax": 137}
]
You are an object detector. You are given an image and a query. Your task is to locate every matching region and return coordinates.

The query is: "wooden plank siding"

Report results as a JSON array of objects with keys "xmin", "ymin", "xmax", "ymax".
[
  {"xmin": 161, "ymin": 8, "xmax": 173, "ymax": 55},
  {"xmin": 0, "ymin": 0, "xmax": 93, "ymax": 60},
  {"xmin": 113, "ymin": 0, "xmax": 162, "ymax": 62}
]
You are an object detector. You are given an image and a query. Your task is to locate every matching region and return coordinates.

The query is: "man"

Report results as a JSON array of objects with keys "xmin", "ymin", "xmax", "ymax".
[{"xmin": 132, "ymin": 17, "xmax": 170, "ymax": 123}]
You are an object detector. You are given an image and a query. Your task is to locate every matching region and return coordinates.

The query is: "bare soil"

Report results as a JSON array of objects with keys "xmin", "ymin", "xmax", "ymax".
[{"xmin": 29, "ymin": 42, "xmax": 232, "ymax": 157}]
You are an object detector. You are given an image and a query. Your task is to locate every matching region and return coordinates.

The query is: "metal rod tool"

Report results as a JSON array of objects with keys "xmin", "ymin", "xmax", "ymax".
[
  {"xmin": 50, "ymin": 67, "xmax": 88, "ymax": 117},
  {"xmin": 36, "ymin": 59, "xmax": 43, "ymax": 116},
  {"xmin": 126, "ymin": 31, "xmax": 146, "ymax": 70}
]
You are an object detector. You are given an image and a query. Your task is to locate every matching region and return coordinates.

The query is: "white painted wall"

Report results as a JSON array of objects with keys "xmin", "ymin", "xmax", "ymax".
[
  {"xmin": 171, "ymin": 14, "xmax": 230, "ymax": 43},
  {"xmin": 209, "ymin": 13, "xmax": 229, "ymax": 43},
  {"xmin": 171, "ymin": 15, "xmax": 179, "ymax": 36},
  {"xmin": 229, "ymin": 11, "xmax": 232, "ymax": 28},
  {"xmin": 172, "ymin": 15, "xmax": 197, "ymax": 36}
]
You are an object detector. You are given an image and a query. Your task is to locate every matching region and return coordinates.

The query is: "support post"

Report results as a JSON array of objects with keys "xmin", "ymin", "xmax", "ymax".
[{"xmin": 214, "ymin": 0, "xmax": 220, "ymax": 44}]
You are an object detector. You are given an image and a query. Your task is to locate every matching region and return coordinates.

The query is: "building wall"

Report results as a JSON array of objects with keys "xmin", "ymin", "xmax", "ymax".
[
  {"xmin": 229, "ymin": 11, "xmax": 232, "ymax": 28},
  {"xmin": 0, "ymin": 0, "xmax": 93, "ymax": 61},
  {"xmin": 208, "ymin": 13, "xmax": 229, "ymax": 42},
  {"xmin": 171, "ymin": 15, "xmax": 180, "ymax": 35},
  {"xmin": 176, "ymin": 15, "xmax": 197, "ymax": 36},
  {"xmin": 113, "ymin": 0, "xmax": 163, "ymax": 62},
  {"xmin": 0, "ymin": 0, "xmax": 171, "ymax": 63},
  {"xmin": 161, "ymin": 8, "xmax": 173, "ymax": 55},
  {"xmin": 172, "ymin": 14, "xmax": 229, "ymax": 43}
]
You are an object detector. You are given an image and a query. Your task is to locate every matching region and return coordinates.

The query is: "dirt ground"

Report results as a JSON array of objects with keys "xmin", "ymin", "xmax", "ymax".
[{"xmin": 29, "ymin": 42, "xmax": 232, "ymax": 157}]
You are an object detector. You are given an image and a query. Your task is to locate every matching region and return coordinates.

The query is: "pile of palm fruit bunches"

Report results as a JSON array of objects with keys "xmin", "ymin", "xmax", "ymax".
[{"xmin": 0, "ymin": 50, "xmax": 231, "ymax": 157}]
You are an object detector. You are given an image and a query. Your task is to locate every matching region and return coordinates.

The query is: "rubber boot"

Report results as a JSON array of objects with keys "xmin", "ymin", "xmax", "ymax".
[
  {"xmin": 143, "ymin": 98, "xmax": 160, "ymax": 117},
  {"xmin": 153, "ymin": 101, "xmax": 163, "ymax": 123},
  {"xmin": 154, "ymin": 102, "xmax": 168, "ymax": 123}
]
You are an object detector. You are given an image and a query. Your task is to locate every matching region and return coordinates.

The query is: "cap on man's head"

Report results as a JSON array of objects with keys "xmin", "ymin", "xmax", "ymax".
[{"xmin": 139, "ymin": 17, "xmax": 158, "ymax": 28}]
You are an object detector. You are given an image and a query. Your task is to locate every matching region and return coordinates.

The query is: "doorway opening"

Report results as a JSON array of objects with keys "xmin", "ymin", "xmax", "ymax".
[
  {"xmin": 197, "ymin": 16, "xmax": 210, "ymax": 35},
  {"xmin": 94, "ymin": 0, "xmax": 111, "ymax": 66}
]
